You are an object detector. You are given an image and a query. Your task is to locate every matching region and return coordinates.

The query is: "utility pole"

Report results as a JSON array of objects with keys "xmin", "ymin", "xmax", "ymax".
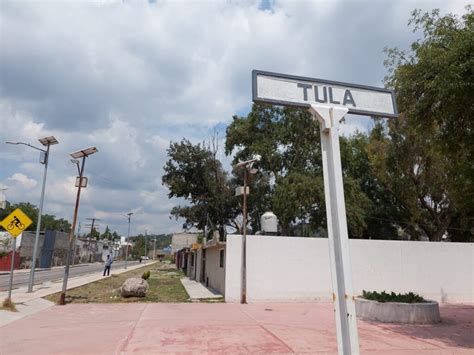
[
  {"xmin": 85, "ymin": 218, "xmax": 100, "ymax": 263},
  {"xmin": 234, "ymin": 156, "xmax": 260, "ymax": 304},
  {"xmin": 153, "ymin": 236, "xmax": 156, "ymax": 260},
  {"xmin": 124, "ymin": 212, "xmax": 133, "ymax": 269},
  {"xmin": 144, "ymin": 230, "xmax": 147, "ymax": 264},
  {"xmin": 59, "ymin": 146, "xmax": 98, "ymax": 305}
]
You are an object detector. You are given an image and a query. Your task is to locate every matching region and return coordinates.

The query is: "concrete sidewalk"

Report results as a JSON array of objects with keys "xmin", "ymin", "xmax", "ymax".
[
  {"xmin": 180, "ymin": 277, "xmax": 223, "ymax": 300},
  {"xmin": 0, "ymin": 262, "xmax": 156, "ymax": 326},
  {"xmin": 1, "ymin": 302, "xmax": 472, "ymax": 354}
]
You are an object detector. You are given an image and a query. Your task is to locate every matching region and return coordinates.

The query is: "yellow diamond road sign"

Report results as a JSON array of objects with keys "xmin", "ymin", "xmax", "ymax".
[{"xmin": 0, "ymin": 208, "xmax": 33, "ymax": 237}]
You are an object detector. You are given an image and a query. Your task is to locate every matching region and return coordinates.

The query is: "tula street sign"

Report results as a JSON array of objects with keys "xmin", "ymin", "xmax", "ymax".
[
  {"xmin": 252, "ymin": 70, "xmax": 398, "ymax": 118},
  {"xmin": 251, "ymin": 69, "xmax": 399, "ymax": 355},
  {"xmin": 1, "ymin": 208, "xmax": 33, "ymax": 237}
]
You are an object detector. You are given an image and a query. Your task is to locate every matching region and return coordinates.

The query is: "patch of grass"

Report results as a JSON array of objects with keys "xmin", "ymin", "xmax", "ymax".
[
  {"xmin": 44, "ymin": 263, "xmax": 190, "ymax": 304},
  {"xmin": 1, "ymin": 297, "xmax": 18, "ymax": 312},
  {"xmin": 362, "ymin": 290, "xmax": 425, "ymax": 303}
]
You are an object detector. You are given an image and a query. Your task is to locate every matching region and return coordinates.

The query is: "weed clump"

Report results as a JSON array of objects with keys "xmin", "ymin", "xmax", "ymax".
[
  {"xmin": 142, "ymin": 270, "xmax": 151, "ymax": 280},
  {"xmin": 2, "ymin": 298, "xmax": 18, "ymax": 312}
]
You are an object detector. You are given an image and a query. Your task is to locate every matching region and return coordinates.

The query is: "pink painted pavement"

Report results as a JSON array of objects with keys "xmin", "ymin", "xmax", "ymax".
[{"xmin": 1, "ymin": 302, "xmax": 473, "ymax": 354}]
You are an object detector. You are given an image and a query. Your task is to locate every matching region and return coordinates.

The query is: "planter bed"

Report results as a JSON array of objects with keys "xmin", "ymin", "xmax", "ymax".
[{"xmin": 355, "ymin": 297, "xmax": 441, "ymax": 324}]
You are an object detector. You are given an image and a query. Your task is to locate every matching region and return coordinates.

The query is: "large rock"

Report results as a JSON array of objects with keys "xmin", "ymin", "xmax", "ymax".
[{"xmin": 120, "ymin": 277, "xmax": 149, "ymax": 298}]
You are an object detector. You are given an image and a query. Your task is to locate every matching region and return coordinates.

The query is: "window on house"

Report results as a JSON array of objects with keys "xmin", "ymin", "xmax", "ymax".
[
  {"xmin": 191, "ymin": 254, "xmax": 194, "ymax": 267},
  {"xmin": 219, "ymin": 249, "xmax": 225, "ymax": 268}
]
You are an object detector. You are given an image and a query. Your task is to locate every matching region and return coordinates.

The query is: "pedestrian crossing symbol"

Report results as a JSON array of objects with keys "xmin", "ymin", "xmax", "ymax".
[{"xmin": 0, "ymin": 208, "xmax": 33, "ymax": 237}]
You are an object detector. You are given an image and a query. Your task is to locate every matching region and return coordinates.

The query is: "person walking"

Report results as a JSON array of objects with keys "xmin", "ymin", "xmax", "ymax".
[{"xmin": 103, "ymin": 254, "xmax": 113, "ymax": 276}]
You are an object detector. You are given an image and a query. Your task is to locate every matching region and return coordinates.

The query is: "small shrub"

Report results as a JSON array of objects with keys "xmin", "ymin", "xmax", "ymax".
[
  {"xmin": 142, "ymin": 270, "xmax": 151, "ymax": 280},
  {"xmin": 362, "ymin": 290, "xmax": 425, "ymax": 303}
]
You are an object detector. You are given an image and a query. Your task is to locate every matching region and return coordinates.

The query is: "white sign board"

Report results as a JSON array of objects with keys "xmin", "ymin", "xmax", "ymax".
[{"xmin": 253, "ymin": 70, "xmax": 397, "ymax": 118}]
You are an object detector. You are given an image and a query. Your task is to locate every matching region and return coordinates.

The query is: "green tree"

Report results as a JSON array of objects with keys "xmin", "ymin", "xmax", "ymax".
[
  {"xmin": 101, "ymin": 225, "xmax": 112, "ymax": 240},
  {"xmin": 86, "ymin": 228, "xmax": 100, "ymax": 240},
  {"xmin": 162, "ymin": 139, "xmax": 240, "ymax": 235},
  {"xmin": 226, "ymin": 104, "xmax": 374, "ymax": 238},
  {"xmin": 111, "ymin": 231, "xmax": 120, "ymax": 241},
  {"xmin": 132, "ymin": 234, "xmax": 147, "ymax": 257},
  {"xmin": 372, "ymin": 7, "xmax": 474, "ymax": 241}
]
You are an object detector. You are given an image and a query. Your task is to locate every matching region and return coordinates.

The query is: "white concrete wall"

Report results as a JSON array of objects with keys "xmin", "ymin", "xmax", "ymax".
[
  {"xmin": 225, "ymin": 236, "xmax": 242, "ymax": 302},
  {"xmin": 204, "ymin": 246, "xmax": 226, "ymax": 295},
  {"xmin": 225, "ymin": 235, "xmax": 474, "ymax": 304}
]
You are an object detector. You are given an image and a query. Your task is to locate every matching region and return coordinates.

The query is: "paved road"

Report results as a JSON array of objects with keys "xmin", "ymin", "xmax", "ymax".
[{"xmin": 0, "ymin": 261, "xmax": 142, "ymax": 290}]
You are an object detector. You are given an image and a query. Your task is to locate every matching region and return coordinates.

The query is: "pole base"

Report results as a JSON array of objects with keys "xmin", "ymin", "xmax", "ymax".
[{"xmin": 58, "ymin": 292, "xmax": 66, "ymax": 305}]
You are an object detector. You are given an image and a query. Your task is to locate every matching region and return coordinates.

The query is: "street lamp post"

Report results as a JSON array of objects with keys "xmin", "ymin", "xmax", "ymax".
[
  {"xmin": 234, "ymin": 156, "xmax": 260, "ymax": 304},
  {"xmin": 6, "ymin": 136, "xmax": 59, "ymax": 293},
  {"xmin": 144, "ymin": 230, "xmax": 147, "ymax": 264},
  {"xmin": 124, "ymin": 212, "xmax": 133, "ymax": 269},
  {"xmin": 59, "ymin": 146, "xmax": 98, "ymax": 305}
]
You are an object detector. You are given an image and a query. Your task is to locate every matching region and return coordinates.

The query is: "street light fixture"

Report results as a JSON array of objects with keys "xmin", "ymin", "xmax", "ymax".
[
  {"xmin": 70, "ymin": 159, "xmax": 80, "ymax": 175},
  {"xmin": 234, "ymin": 155, "xmax": 260, "ymax": 304},
  {"xmin": 6, "ymin": 136, "xmax": 59, "ymax": 293},
  {"xmin": 59, "ymin": 146, "xmax": 98, "ymax": 305}
]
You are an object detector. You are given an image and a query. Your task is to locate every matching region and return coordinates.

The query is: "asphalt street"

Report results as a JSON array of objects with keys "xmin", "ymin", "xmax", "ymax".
[{"xmin": 0, "ymin": 260, "xmax": 141, "ymax": 290}]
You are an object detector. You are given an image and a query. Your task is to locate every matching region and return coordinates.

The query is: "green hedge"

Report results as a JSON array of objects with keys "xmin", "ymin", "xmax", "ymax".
[{"xmin": 362, "ymin": 290, "xmax": 425, "ymax": 303}]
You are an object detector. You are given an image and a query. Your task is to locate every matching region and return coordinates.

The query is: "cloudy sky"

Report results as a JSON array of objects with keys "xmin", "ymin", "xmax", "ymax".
[{"xmin": 0, "ymin": 0, "xmax": 467, "ymax": 236}]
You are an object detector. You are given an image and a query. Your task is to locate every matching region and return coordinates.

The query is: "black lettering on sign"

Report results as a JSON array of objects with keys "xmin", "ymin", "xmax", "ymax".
[
  {"xmin": 297, "ymin": 83, "xmax": 357, "ymax": 107},
  {"xmin": 343, "ymin": 89, "xmax": 356, "ymax": 107},
  {"xmin": 314, "ymin": 85, "xmax": 327, "ymax": 103},
  {"xmin": 297, "ymin": 83, "xmax": 312, "ymax": 101},
  {"xmin": 328, "ymin": 87, "xmax": 340, "ymax": 105}
]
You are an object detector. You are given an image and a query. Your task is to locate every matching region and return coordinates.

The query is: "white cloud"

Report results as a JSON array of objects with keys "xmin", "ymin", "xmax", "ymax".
[{"xmin": 8, "ymin": 173, "xmax": 38, "ymax": 189}]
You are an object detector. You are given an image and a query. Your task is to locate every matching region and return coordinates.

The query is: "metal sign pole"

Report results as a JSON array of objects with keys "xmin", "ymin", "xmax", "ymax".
[
  {"xmin": 309, "ymin": 104, "xmax": 360, "ymax": 355},
  {"xmin": 7, "ymin": 237, "xmax": 17, "ymax": 300},
  {"xmin": 241, "ymin": 167, "xmax": 248, "ymax": 304},
  {"xmin": 28, "ymin": 144, "xmax": 50, "ymax": 293}
]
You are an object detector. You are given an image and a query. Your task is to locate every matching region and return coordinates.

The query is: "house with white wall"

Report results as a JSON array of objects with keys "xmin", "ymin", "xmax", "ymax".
[{"xmin": 201, "ymin": 236, "xmax": 226, "ymax": 294}]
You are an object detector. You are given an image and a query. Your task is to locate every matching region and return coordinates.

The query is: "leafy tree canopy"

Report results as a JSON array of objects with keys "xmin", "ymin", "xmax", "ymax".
[
  {"xmin": 373, "ymin": 7, "xmax": 474, "ymax": 241},
  {"xmin": 226, "ymin": 104, "xmax": 374, "ymax": 238},
  {"xmin": 162, "ymin": 139, "xmax": 241, "ymax": 235}
]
